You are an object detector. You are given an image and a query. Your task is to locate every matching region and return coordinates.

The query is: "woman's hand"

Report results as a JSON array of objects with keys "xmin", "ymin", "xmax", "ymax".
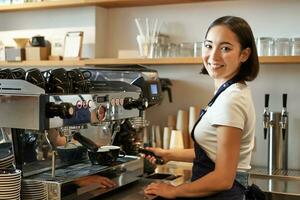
[
  {"xmin": 144, "ymin": 147, "xmax": 169, "ymax": 165},
  {"xmin": 75, "ymin": 175, "xmax": 117, "ymax": 188},
  {"xmin": 144, "ymin": 182, "xmax": 177, "ymax": 199}
]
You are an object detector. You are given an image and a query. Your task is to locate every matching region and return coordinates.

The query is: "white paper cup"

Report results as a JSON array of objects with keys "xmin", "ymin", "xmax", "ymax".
[
  {"xmin": 169, "ymin": 130, "xmax": 184, "ymax": 149},
  {"xmin": 163, "ymin": 127, "xmax": 171, "ymax": 149},
  {"xmin": 189, "ymin": 106, "xmax": 201, "ymax": 134},
  {"xmin": 176, "ymin": 110, "xmax": 189, "ymax": 148},
  {"xmin": 151, "ymin": 125, "xmax": 156, "ymax": 147},
  {"xmin": 155, "ymin": 125, "xmax": 162, "ymax": 148},
  {"xmin": 167, "ymin": 115, "xmax": 176, "ymax": 130}
]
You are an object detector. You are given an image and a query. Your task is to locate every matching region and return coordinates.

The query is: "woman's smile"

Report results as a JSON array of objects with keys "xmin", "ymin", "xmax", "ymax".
[{"xmin": 208, "ymin": 62, "xmax": 226, "ymax": 69}]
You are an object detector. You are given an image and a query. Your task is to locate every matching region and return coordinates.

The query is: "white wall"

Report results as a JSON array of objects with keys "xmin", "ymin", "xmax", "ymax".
[
  {"xmin": 105, "ymin": 0, "xmax": 300, "ymax": 169},
  {"xmin": 0, "ymin": 7, "xmax": 98, "ymax": 58}
]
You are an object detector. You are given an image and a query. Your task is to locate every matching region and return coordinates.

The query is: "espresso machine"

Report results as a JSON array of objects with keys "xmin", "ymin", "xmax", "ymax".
[{"xmin": 0, "ymin": 65, "xmax": 163, "ymax": 200}]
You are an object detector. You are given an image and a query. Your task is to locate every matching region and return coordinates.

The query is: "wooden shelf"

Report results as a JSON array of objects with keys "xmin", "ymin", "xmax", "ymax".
[
  {"xmin": 1, "ymin": 56, "xmax": 300, "ymax": 67},
  {"xmin": 85, "ymin": 57, "xmax": 202, "ymax": 65},
  {"xmin": 0, "ymin": 0, "xmax": 211, "ymax": 12},
  {"xmin": 258, "ymin": 56, "xmax": 300, "ymax": 64},
  {"xmin": 0, "ymin": 60, "xmax": 85, "ymax": 67}
]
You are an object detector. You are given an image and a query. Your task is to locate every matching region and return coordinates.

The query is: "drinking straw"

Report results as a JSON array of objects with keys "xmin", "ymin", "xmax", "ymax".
[{"xmin": 134, "ymin": 18, "xmax": 144, "ymax": 37}]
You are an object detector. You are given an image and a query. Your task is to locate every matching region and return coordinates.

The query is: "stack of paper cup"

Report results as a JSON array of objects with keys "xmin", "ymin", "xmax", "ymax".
[
  {"xmin": 151, "ymin": 125, "xmax": 156, "ymax": 147},
  {"xmin": 176, "ymin": 110, "xmax": 189, "ymax": 148},
  {"xmin": 167, "ymin": 115, "xmax": 176, "ymax": 130},
  {"xmin": 188, "ymin": 106, "xmax": 200, "ymax": 134},
  {"xmin": 188, "ymin": 106, "xmax": 201, "ymax": 148},
  {"xmin": 163, "ymin": 127, "xmax": 171, "ymax": 149},
  {"xmin": 169, "ymin": 130, "xmax": 184, "ymax": 149},
  {"xmin": 155, "ymin": 125, "xmax": 162, "ymax": 148},
  {"xmin": 143, "ymin": 128, "xmax": 150, "ymax": 147}
]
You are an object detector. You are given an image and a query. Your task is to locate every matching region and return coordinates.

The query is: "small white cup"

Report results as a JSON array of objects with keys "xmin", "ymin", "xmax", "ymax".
[
  {"xmin": 169, "ymin": 130, "xmax": 184, "ymax": 149},
  {"xmin": 163, "ymin": 127, "xmax": 171, "ymax": 149}
]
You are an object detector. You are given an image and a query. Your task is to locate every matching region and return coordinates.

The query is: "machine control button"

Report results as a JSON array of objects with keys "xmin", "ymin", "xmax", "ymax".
[
  {"xmin": 123, "ymin": 97, "xmax": 148, "ymax": 110},
  {"xmin": 46, "ymin": 102, "xmax": 75, "ymax": 119},
  {"xmin": 76, "ymin": 100, "xmax": 82, "ymax": 109},
  {"xmin": 119, "ymin": 98, "xmax": 124, "ymax": 106},
  {"xmin": 115, "ymin": 98, "xmax": 120, "ymax": 106},
  {"xmin": 96, "ymin": 105, "xmax": 107, "ymax": 121},
  {"xmin": 110, "ymin": 98, "xmax": 115, "ymax": 106}
]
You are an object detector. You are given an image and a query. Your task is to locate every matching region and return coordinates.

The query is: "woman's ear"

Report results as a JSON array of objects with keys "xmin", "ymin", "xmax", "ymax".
[{"xmin": 240, "ymin": 47, "xmax": 251, "ymax": 63}]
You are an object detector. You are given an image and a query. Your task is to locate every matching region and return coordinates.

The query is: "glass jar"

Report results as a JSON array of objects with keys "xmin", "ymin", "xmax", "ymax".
[
  {"xmin": 153, "ymin": 43, "xmax": 167, "ymax": 58},
  {"xmin": 179, "ymin": 42, "xmax": 193, "ymax": 57},
  {"xmin": 257, "ymin": 37, "xmax": 274, "ymax": 56},
  {"xmin": 291, "ymin": 37, "xmax": 300, "ymax": 56},
  {"xmin": 274, "ymin": 38, "xmax": 290, "ymax": 56},
  {"xmin": 193, "ymin": 42, "xmax": 203, "ymax": 57},
  {"xmin": 166, "ymin": 43, "xmax": 179, "ymax": 57}
]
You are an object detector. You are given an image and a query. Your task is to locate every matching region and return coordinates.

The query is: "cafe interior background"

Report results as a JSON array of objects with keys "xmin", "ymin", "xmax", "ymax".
[{"xmin": 0, "ymin": 0, "xmax": 300, "ymax": 171}]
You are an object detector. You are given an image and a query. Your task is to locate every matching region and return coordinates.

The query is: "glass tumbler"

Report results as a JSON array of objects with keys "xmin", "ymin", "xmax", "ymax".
[
  {"xmin": 291, "ymin": 37, "xmax": 300, "ymax": 56},
  {"xmin": 179, "ymin": 42, "xmax": 193, "ymax": 57},
  {"xmin": 257, "ymin": 37, "xmax": 274, "ymax": 56},
  {"xmin": 166, "ymin": 43, "xmax": 179, "ymax": 57},
  {"xmin": 274, "ymin": 38, "xmax": 290, "ymax": 56},
  {"xmin": 193, "ymin": 42, "xmax": 203, "ymax": 57}
]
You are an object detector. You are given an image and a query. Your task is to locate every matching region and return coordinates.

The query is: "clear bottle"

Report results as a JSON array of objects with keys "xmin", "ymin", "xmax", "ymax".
[
  {"xmin": 291, "ymin": 37, "xmax": 300, "ymax": 56},
  {"xmin": 274, "ymin": 38, "xmax": 290, "ymax": 56}
]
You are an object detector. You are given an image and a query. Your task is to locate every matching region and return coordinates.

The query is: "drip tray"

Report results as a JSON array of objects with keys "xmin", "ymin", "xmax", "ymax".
[{"xmin": 145, "ymin": 173, "xmax": 181, "ymax": 180}]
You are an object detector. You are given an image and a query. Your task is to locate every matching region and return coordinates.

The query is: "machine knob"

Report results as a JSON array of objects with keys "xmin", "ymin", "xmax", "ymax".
[
  {"xmin": 96, "ymin": 105, "xmax": 107, "ymax": 121},
  {"xmin": 123, "ymin": 97, "xmax": 148, "ymax": 110},
  {"xmin": 46, "ymin": 102, "xmax": 75, "ymax": 119}
]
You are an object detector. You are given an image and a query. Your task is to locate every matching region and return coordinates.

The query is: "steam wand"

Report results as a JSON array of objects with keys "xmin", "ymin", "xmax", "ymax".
[
  {"xmin": 263, "ymin": 94, "xmax": 270, "ymax": 139},
  {"xmin": 280, "ymin": 93, "xmax": 288, "ymax": 140}
]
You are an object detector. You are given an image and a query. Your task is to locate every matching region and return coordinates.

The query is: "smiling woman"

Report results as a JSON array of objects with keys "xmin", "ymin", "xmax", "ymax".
[{"xmin": 143, "ymin": 16, "xmax": 264, "ymax": 200}]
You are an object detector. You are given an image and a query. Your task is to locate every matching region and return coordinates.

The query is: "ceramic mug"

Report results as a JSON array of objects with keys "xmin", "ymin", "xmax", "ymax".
[
  {"xmin": 43, "ymin": 68, "xmax": 72, "ymax": 94},
  {"xmin": 67, "ymin": 69, "xmax": 91, "ymax": 93},
  {"xmin": 31, "ymin": 36, "xmax": 46, "ymax": 47},
  {"xmin": 0, "ymin": 69, "xmax": 14, "ymax": 79},
  {"xmin": 101, "ymin": 145, "xmax": 126, "ymax": 161},
  {"xmin": 88, "ymin": 148, "xmax": 113, "ymax": 165},
  {"xmin": 25, "ymin": 68, "xmax": 46, "ymax": 89}
]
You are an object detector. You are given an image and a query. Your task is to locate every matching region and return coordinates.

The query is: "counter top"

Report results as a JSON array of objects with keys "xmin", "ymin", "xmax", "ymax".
[{"xmin": 96, "ymin": 162, "xmax": 300, "ymax": 200}]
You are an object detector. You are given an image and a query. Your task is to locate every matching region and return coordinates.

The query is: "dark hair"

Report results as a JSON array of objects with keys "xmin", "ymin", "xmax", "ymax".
[{"xmin": 201, "ymin": 16, "xmax": 259, "ymax": 81}]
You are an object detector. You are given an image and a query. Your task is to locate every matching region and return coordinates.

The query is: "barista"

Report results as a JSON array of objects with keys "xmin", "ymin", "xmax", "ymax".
[{"xmin": 144, "ymin": 16, "xmax": 259, "ymax": 199}]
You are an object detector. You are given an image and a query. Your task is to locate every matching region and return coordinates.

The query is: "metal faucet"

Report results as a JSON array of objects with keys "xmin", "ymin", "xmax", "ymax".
[
  {"xmin": 280, "ymin": 93, "xmax": 288, "ymax": 140},
  {"xmin": 263, "ymin": 94, "xmax": 270, "ymax": 139}
]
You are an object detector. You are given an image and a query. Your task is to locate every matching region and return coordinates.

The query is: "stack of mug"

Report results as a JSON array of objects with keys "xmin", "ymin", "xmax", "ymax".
[{"xmin": 0, "ymin": 68, "xmax": 91, "ymax": 94}]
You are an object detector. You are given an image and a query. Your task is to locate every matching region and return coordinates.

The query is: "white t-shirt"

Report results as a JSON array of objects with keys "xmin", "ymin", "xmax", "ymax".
[{"xmin": 194, "ymin": 83, "xmax": 255, "ymax": 170}]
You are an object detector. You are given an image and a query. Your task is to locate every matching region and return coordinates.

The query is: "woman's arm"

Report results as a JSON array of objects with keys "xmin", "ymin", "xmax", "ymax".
[
  {"xmin": 145, "ymin": 125, "xmax": 242, "ymax": 198},
  {"xmin": 145, "ymin": 147, "xmax": 195, "ymax": 163}
]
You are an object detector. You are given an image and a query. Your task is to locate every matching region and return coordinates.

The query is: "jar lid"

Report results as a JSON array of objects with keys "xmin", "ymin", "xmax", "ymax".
[
  {"xmin": 275, "ymin": 38, "xmax": 290, "ymax": 42},
  {"xmin": 258, "ymin": 37, "xmax": 273, "ymax": 40},
  {"xmin": 291, "ymin": 37, "xmax": 300, "ymax": 42}
]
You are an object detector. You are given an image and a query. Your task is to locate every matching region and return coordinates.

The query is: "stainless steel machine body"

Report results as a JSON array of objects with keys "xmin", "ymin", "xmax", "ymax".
[
  {"xmin": 262, "ymin": 94, "xmax": 289, "ymax": 176},
  {"xmin": 0, "ymin": 66, "xmax": 163, "ymax": 200},
  {"xmin": 0, "ymin": 80, "xmax": 140, "ymax": 130},
  {"xmin": 268, "ymin": 112, "xmax": 288, "ymax": 175}
]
